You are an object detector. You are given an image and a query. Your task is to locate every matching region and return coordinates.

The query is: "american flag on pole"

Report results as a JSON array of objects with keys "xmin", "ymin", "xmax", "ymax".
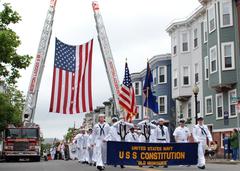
[
  {"xmin": 119, "ymin": 62, "xmax": 137, "ymax": 121},
  {"xmin": 49, "ymin": 38, "xmax": 93, "ymax": 114}
]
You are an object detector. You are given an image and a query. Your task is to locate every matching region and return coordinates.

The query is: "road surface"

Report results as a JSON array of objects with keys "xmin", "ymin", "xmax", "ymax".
[{"xmin": 0, "ymin": 160, "xmax": 239, "ymax": 171}]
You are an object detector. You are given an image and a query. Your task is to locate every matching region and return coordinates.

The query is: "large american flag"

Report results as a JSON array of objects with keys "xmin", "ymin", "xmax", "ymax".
[
  {"xmin": 49, "ymin": 38, "xmax": 93, "ymax": 114},
  {"xmin": 119, "ymin": 62, "xmax": 137, "ymax": 121}
]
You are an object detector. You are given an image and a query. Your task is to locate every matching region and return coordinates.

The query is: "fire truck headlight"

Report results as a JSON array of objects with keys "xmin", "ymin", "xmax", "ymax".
[{"xmin": 4, "ymin": 146, "xmax": 13, "ymax": 150}]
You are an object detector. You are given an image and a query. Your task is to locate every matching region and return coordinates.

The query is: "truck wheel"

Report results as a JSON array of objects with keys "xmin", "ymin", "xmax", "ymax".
[{"xmin": 34, "ymin": 156, "xmax": 41, "ymax": 162}]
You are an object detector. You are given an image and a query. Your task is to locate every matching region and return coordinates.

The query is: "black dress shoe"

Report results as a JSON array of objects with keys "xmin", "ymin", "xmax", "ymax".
[
  {"xmin": 163, "ymin": 165, "xmax": 168, "ymax": 168},
  {"xmin": 97, "ymin": 166, "xmax": 104, "ymax": 171},
  {"xmin": 120, "ymin": 165, "xmax": 125, "ymax": 168},
  {"xmin": 198, "ymin": 166, "xmax": 205, "ymax": 169}
]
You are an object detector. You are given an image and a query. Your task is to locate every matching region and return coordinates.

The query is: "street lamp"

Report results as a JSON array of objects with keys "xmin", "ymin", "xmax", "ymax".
[{"xmin": 192, "ymin": 84, "xmax": 199, "ymax": 124}]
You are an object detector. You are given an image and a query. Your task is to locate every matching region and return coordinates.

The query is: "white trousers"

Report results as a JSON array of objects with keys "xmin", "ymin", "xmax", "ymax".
[
  {"xmin": 95, "ymin": 140, "xmax": 107, "ymax": 167},
  {"xmin": 88, "ymin": 148, "xmax": 93, "ymax": 163},
  {"xmin": 197, "ymin": 141, "xmax": 206, "ymax": 167}
]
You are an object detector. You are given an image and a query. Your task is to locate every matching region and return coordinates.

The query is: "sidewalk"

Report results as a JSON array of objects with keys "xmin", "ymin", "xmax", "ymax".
[{"xmin": 206, "ymin": 159, "xmax": 240, "ymax": 164}]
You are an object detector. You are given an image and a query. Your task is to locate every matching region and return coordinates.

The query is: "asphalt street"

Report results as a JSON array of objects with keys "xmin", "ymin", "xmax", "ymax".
[{"xmin": 0, "ymin": 160, "xmax": 239, "ymax": 171}]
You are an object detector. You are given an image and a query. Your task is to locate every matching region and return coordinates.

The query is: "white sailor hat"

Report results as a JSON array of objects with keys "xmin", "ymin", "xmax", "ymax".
[
  {"xmin": 158, "ymin": 118, "xmax": 165, "ymax": 122},
  {"xmin": 111, "ymin": 117, "xmax": 118, "ymax": 121},
  {"xmin": 98, "ymin": 113, "xmax": 105, "ymax": 117}
]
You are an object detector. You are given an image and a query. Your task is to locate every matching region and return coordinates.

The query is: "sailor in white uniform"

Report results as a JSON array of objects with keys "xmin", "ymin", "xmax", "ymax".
[
  {"xmin": 81, "ymin": 130, "xmax": 89, "ymax": 164},
  {"xmin": 192, "ymin": 117, "xmax": 213, "ymax": 170},
  {"xmin": 173, "ymin": 119, "xmax": 191, "ymax": 143},
  {"xmin": 125, "ymin": 126, "xmax": 139, "ymax": 142},
  {"xmin": 154, "ymin": 118, "xmax": 170, "ymax": 143},
  {"xmin": 92, "ymin": 114, "xmax": 110, "ymax": 171},
  {"xmin": 87, "ymin": 129, "xmax": 94, "ymax": 166}
]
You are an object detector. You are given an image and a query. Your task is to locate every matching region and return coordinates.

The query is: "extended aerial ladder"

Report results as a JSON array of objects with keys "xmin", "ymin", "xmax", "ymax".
[
  {"xmin": 23, "ymin": 0, "xmax": 57, "ymax": 124},
  {"xmin": 92, "ymin": 1, "xmax": 124, "ymax": 117}
]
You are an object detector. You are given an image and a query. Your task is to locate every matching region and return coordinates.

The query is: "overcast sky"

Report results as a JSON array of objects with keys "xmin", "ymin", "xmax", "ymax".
[{"xmin": 3, "ymin": 0, "xmax": 200, "ymax": 139}]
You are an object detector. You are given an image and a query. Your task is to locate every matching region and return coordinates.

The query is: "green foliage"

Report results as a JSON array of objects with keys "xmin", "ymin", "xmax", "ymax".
[
  {"xmin": 0, "ymin": 2, "xmax": 32, "ymax": 85},
  {"xmin": 0, "ymin": 85, "xmax": 25, "ymax": 131},
  {"xmin": 65, "ymin": 127, "xmax": 76, "ymax": 143}
]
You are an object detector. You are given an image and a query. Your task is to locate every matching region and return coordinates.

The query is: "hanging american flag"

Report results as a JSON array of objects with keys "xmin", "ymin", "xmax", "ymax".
[
  {"xmin": 49, "ymin": 38, "xmax": 93, "ymax": 114},
  {"xmin": 119, "ymin": 62, "xmax": 137, "ymax": 121}
]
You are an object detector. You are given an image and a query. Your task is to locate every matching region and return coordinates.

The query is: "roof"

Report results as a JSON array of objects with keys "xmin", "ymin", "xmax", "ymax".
[
  {"xmin": 131, "ymin": 53, "xmax": 171, "ymax": 80},
  {"xmin": 166, "ymin": 5, "xmax": 205, "ymax": 34}
]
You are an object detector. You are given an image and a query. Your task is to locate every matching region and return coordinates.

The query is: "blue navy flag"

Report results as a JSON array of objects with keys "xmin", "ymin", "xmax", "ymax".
[{"xmin": 143, "ymin": 62, "xmax": 158, "ymax": 114}]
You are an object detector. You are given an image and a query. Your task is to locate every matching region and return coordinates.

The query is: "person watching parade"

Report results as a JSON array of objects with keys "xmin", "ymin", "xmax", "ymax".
[
  {"xmin": 193, "ymin": 117, "xmax": 213, "ymax": 170},
  {"xmin": 173, "ymin": 119, "xmax": 191, "ymax": 143},
  {"xmin": 92, "ymin": 114, "xmax": 110, "ymax": 171}
]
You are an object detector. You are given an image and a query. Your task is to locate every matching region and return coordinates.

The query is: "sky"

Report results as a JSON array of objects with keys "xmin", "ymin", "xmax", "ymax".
[{"xmin": 3, "ymin": 0, "xmax": 200, "ymax": 139}]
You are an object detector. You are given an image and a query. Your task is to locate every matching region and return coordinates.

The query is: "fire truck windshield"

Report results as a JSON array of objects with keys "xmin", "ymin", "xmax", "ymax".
[{"xmin": 5, "ymin": 128, "xmax": 38, "ymax": 139}]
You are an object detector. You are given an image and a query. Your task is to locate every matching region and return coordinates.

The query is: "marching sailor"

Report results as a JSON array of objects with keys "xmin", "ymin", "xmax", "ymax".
[
  {"xmin": 137, "ymin": 116, "xmax": 157, "ymax": 143},
  {"xmin": 76, "ymin": 129, "xmax": 83, "ymax": 163},
  {"xmin": 125, "ymin": 126, "xmax": 139, "ymax": 142},
  {"xmin": 81, "ymin": 129, "xmax": 89, "ymax": 164},
  {"xmin": 87, "ymin": 129, "xmax": 94, "ymax": 166},
  {"xmin": 193, "ymin": 117, "xmax": 213, "ymax": 170},
  {"xmin": 173, "ymin": 119, "xmax": 191, "ymax": 143},
  {"xmin": 154, "ymin": 118, "xmax": 170, "ymax": 143},
  {"xmin": 92, "ymin": 114, "xmax": 110, "ymax": 171}
]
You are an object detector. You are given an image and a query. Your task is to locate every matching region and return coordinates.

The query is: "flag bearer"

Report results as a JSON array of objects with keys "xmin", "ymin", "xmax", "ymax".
[
  {"xmin": 92, "ymin": 114, "xmax": 110, "ymax": 171},
  {"xmin": 173, "ymin": 119, "xmax": 191, "ymax": 143},
  {"xmin": 125, "ymin": 126, "xmax": 139, "ymax": 142},
  {"xmin": 193, "ymin": 117, "xmax": 213, "ymax": 170},
  {"xmin": 154, "ymin": 118, "xmax": 170, "ymax": 168}
]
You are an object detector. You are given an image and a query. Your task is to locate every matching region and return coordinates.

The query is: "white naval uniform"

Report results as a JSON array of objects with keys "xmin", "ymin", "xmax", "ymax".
[
  {"xmin": 154, "ymin": 125, "xmax": 170, "ymax": 143},
  {"xmin": 125, "ymin": 132, "xmax": 139, "ymax": 142},
  {"xmin": 92, "ymin": 122, "xmax": 110, "ymax": 167},
  {"xmin": 50, "ymin": 147, "xmax": 56, "ymax": 160},
  {"xmin": 87, "ymin": 133, "xmax": 94, "ymax": 164},
  {"xmin": 192, "ymin": 124, "xmax": 213, "ymax": 167},
  {"xmin": 81, "ymin": 134, "xmax": 89, "ymax": 162},
  {"xmin": 104, "ymin": 124, "xmax": 121, "ymax": 142},
  {"xmin": 173, "ymin": 126, "xmax": 190, "ymax": 143},
  {"xmin": 69, "ymin": 142, "xmax": 77, "ymax": 160},
  {"xmin": 137, "ymin": 120, "xmax": 157, "ymax": 143},
  {"xmin": 75, "ymin": 133, "xmax": 83, "ymax": 162}
]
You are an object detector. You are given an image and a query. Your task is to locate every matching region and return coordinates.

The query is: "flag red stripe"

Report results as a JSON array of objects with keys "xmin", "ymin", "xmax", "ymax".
[
  {"xmin": 49, "ymin": 67, "xmax": 56, "ymax": 112},
  {"xmin": 63, "ymin": 71, "xmax": 69, "ymax": 114},
  {"xmin": 119, "ymin": 93, "xmax": 131, "ymax": 104},
  {"xmin": 76, "ymin": 45, "xmax": 83, "ymax": 113},
  {"xmin": 121, "ymin": 87, "xmax": 130, "ymax": 96},
  {"xmin": 56, "ymin": 69, "xmax": 62, "ymax": 113},
  {"xmin": 81, "ymin": 42, "xmax": 89, "ymax": 112},
  {"xmin": 88, "ymin": 39, "xmax": 93, "ymax": 111}
]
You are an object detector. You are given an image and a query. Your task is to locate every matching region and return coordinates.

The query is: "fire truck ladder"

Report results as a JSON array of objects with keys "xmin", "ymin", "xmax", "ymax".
[
  {"xmin": 92, "ymin": 1, "xmax": 124, "ymax": 117},
  {"xmin": 23, "ymin": 0, "xmax": 57, "ymax": 124}
]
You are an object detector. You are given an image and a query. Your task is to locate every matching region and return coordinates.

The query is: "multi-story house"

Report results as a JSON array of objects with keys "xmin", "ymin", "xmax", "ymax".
[
  {"xmin": 167, "ymin": 0, "xmax": 240, "ymax": 151},
  {"xmin": 131, "ymin": 54, "xmax": 176, "ymax": 133},
  {"xmin": 166, "ymin": 6, "xmax": 205, "ymax": 126}
]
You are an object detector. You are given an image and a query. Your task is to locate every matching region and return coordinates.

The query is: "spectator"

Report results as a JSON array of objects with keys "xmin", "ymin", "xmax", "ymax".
[{"xmin": 230, "ymin": 129, "xmax": 239, "ymax": 161}]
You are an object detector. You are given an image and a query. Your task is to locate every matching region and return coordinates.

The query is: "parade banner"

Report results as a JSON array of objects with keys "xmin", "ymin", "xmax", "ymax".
[{"xmin": 107, "ymin": 141, "xmax": 198, "ymax": 166}]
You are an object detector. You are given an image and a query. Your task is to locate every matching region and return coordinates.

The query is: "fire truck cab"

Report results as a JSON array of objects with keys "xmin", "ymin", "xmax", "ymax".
[{"xmin": 3, "ymin": 124, "xmax": 41, "ymax": 162}]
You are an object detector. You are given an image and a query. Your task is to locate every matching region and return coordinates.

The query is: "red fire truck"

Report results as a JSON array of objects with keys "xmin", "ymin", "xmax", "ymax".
[{"xmin": 3, "ymin": 125, "xmax": 41, "ymax": 162}]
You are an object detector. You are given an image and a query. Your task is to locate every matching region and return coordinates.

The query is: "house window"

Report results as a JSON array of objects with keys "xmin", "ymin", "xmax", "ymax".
[
  {"xmin": 216, "ymin": 93, "xmax": 223, "ymax": 119},
  {"xmin": 220, "ymin": 0, "xmax": 233, "ymax": 27},
  {"xmin": 187, "ymin": 102, "xmax": 191, "ymax": 118},
  {"xmin": 203, "ymin": 20, "xmax": 208, "ymax": 43},
  {"xmin": 173, "ymin": 69, "xmax": 177, "ymax": 88},
  {"xmin": 204, "ymin": 56, "xmax": 209, "ymax": 80},
  {"xmin": 158, "ymin": 96, "xmax": 167, "ymax": 114},
  {"xmin": 210, "ymin": 46, "xmax": 217, "ymax": 73},
  {"xmin": 134, "ymin": 82, "xmax": 141, "ymax": 96},
  {"xmin": 208, "ymin": 5, "xmax": 216, "ymax": 33},
  {"xmin": 193, "ymin": 28, "xmax": 198, "ymax": 48},
  {"xmin": 221, "ymin": 42, "xmax": 235, "ymax": 70},
  {"xmin": 172, "ymin": 36, "xmax": 177, "ymax": 55},
  {"xmin": 152, "ymin": 69, "xmax": 157, "ymax": 85},
  {"xmin": 158, "ymin": 66, "xmax": 167, "ymax": 84},
  {"xmin": 194, "ymin": 63, "xmax": 199, "ymax": 83},
  {"xmin": 181, "ymin": 32, "xmax": 189, "ymax": 52},
  {"xmin": 205, "ymin": 96, "xmax": 213, "ymax": 115},
  {"xmin": 182, "ymin": 66, "xmax": 190, "ymax": 86},
  {"xmin": 135, "ymin": 105, "xmax": 142, "ymax": 120},
  {"xmin": 229, "ymin": 89, "xmax": 237, "ymax": 117}
]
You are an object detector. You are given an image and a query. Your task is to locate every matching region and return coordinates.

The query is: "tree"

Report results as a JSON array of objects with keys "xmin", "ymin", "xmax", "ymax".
[
  {"xmin": 0, "ymin": 86, "xmax": 25, "ymax": 131},
  {"xmin": 0, "ymin": 2, "xmax": 32, "ymax": 85}
]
